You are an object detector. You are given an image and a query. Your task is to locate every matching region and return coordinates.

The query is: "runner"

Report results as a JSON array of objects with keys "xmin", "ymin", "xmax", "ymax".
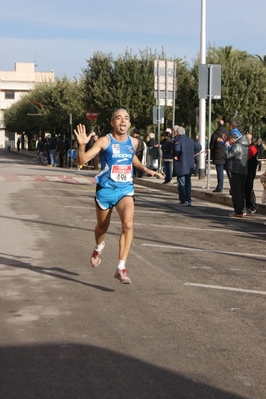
[{"xmin": 74, "ymin": 108, "xmax": 164, "ymax": 284}]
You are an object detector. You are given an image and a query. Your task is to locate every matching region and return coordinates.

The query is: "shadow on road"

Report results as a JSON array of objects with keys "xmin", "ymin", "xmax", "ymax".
[
  {"xmin": 0, "ymin": 253, "xmax": 115, "ymax": 293},
  {"xmin": 0, "ymin": 343, "xmax": 246, "ymax": 399}
]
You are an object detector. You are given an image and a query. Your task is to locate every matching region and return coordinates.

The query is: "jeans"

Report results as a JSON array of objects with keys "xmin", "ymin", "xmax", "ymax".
[
  {"xmin": 163, "ymin": 160, "xmax": 173, "ymax": 182},
  {"xmin": 215, "ymin": 162, "xmax": 231, "ymax": 191},
  {"xmin": 177, "ymin": 174, "xmax": 191, "ymax": 204},
  {"xmin": 38, "ymin": 151, "xmax": 44, "ymax": 165},
  {"xmin": 49, "ymin": 149, "xmax": 57, "ymax": 166}
]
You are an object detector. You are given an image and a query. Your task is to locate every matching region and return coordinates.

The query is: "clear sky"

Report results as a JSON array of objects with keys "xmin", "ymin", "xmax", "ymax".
[{"xmin": 1, "ymin": 0, "xmax": 265, "ymax": 79}]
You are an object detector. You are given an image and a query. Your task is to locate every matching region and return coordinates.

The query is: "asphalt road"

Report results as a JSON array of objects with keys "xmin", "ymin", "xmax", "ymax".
[{"xmin": 0, "ymin": 150, "xmax": 266, "ymax": 399}]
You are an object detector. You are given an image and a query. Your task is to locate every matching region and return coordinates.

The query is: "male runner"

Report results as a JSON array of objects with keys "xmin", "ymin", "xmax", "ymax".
[{"xmin": 74, "ymin": 108, "xmax": 163, "ymax": 284}]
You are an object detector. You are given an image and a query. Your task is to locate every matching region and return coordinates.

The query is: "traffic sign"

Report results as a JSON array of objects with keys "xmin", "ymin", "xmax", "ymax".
[
  {"xmin": 153, "ymin": 106, "xmax": 164, "ymax": 124},
  {"xmin": 198, "ymin": 64, "xmax": 221, "ymax": 100},
  {"xmin": 86, "ymin": 112, "xmax": 98, "ymax": 121}
]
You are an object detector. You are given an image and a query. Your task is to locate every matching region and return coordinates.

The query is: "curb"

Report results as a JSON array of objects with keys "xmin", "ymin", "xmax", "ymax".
[{"xmin": 133, "ymin": 177, "xmax": 266, "ymax": 215}]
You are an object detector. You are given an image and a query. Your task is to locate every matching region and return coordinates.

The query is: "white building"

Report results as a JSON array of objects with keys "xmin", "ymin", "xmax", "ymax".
[{"xmin": 0, "ymin": 62, "xmax": 54, "ymax": 149}]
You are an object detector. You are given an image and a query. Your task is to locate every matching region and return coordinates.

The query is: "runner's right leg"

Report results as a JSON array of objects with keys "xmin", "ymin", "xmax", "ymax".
[{"xmin": 90, "ymin": 206, "xmax": 112, "ymax": 267}]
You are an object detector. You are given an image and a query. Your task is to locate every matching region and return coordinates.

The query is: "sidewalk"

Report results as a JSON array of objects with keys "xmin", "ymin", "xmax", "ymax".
[{"xmin": 7, "ymin": 148, "xmax": 266, "ymax": 215}]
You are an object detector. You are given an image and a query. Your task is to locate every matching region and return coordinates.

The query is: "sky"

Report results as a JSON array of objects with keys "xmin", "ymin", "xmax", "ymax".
[{"xmin": 1, "ymin": 0, "xmax": 266, "ymax": 79}]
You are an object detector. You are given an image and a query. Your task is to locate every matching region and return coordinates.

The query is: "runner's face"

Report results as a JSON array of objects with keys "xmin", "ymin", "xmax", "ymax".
[{"xmin": 111, "ymin": 110, "xmax": 131, "ymax": 135}]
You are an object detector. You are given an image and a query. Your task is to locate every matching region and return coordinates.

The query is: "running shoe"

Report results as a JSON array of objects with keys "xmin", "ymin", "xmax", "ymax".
[
  {"xmin": 114, "ymin": 268, "xmax": 131, "ymax": 284},
  {"xmin": 90, "ymin": 241, "xmax": 105, "ymax": 267},
  {"xmin": 177, "ymin": 202, "xmax": 191, "ymax": 206},
  {"xmin": 247, "ymin": 207, "xmax": 257, "ymax": 214}
]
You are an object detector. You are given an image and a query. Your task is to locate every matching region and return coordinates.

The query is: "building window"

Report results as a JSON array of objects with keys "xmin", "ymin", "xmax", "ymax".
[{"xmin": 5, "ymin": 91, "xmax": 15, "ymax": 99}]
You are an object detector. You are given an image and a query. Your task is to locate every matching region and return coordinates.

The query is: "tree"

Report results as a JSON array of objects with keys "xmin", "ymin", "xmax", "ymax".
[
  {"xmin": 82, "ymin": 49, "xmax": 164, "ymax": 135},
  {"xmin": 193, "ymin": 46, "xmax": 266, "ymax": 134},
  {"xmin": 4, "ymin": 77, "xmax": 86, "ymax": 145}
]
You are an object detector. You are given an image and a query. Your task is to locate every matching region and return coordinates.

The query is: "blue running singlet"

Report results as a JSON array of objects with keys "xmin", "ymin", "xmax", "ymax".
[{"xmin": 95, "ymin": 134, "xmax": 135, "ymax": 189}]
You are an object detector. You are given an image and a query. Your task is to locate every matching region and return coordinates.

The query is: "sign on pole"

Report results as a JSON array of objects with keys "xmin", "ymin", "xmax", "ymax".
[
  {"xmin": 86, "ymin": 112, "xmax": 98, "ymax": 121},
  {"xmin": 198, "ymin": 64, "xmax": 222, "ymax": 190},
  {"xmin": 198, "ymin": 64, "xmax": 221, "ymax": 100},
  {"xmin": 153, "ymin": 106, "xmax": 164, "ymax": 124},
  {"xmin": 154, "ymin": 60, "xmax": 178, "ymax": 106}
]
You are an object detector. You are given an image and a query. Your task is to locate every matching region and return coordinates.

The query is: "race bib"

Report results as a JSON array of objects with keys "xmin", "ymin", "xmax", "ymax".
[{"xmin": 111, "ymin": 165, "xmax": 132, "ymax": 182}]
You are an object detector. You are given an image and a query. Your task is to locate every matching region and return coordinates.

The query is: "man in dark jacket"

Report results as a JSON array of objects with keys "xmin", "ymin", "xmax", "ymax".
[
  {"xmin": 161, "ymin": 130, "xmax": 174, "ymax": 184},
  {"xmin": 210, "ymin": 120, "xmax": 231, "ymax": 192},
  {"xmin": 224, "ymin": 133, "xmax": 249, "ymax": 217},
  {"xmin": 173, "ymin": 126, "xmax": 201, "ymax": 206}
]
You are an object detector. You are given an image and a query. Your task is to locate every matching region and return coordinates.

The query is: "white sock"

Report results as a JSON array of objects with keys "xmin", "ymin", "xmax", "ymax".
[
  {"xmin": 95, "ymin": 241, "xmax": 104, "ymax": 251},
  {"xmin": 117, "ymin": 260, "xmax": 126, "ymax": 270}
]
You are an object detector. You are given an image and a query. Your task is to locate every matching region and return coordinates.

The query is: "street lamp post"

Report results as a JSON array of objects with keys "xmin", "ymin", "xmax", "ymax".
[{"xmin": 199, "ymin": 0, "xmax": 207, "ymax": 179}]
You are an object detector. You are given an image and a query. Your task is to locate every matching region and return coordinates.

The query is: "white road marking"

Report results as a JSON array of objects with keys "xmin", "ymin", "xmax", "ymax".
[
  {"xmin": 72, "ymin": 177, "xmax": 92, "ymax": 184},
  {"xmin": 184, "ymin": 282, "xmax": 266, "ymax": 296},
  {"xmin": 44, "ymin": 176, "xmax": 62, "ymax": 181}
]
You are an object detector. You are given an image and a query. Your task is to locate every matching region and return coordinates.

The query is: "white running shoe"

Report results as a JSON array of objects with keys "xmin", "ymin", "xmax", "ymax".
[
  {"xmin": 114, "ymin": 268, "xmax": 131, "ymax": 284},
  {"xmin": 90, "ymin": 242, "xmax": 105, "ymax": 267}
]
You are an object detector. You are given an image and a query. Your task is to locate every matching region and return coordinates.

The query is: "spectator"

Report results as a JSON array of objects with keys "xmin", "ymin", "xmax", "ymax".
[
  {"xmin": 173, "ymin": 126, "xmax": 201, "ymax": 206},
  {"xmin": 161, "ymin": 130, "xmax": 174, "ymax": 184},
  {"xmin": 146, "ymin": 132, "xmax": 157, "ymax": 148},
  {"xmin": 56, "ymin": 135, "xmax": 65, "ymax": 167},
  {"xmin": 245, "ymin": 134, "xmax": 258, "ymax": 214},
  {"xmin": 45, "ymin": 136, "xmax": 51, "ymax": 166},
  {"xmin": 194, "ymin": 134, "xmax": 200, "ymax": 176},
  {"xmin": 131, "ymin": 128, "xmax": 145, "ymax": 177},
  {"xmin": 64, "ymin": 137, "xmax": 70, "ymax": 166},
  {"xmin": 256, "ymin": 138, "xmax": 264, "ymax": 171},
  {"xmin": 228, "ymin": 120, "xmax": 242, "ymax": 138},
  {"xmin": 224, "ymin": 132, "xmax": 249, "ymax": 217},
  {"xmin": 210, "ymin": 120, "xmax": 231, "ymax": 192},
  {"xmin": 49, "ymin": 134, "xmax": 57, "ymax": 167},
  {"xmin": 36, "ymin": 137, "xmax": 45, "ymax": 165},
  {"xmin": 17, "ymin": 136, "xmax": 21, "ymax": 151},
  {"xmin": 172, "ymin": 125, "xmax": 179, "ymax": 143}
]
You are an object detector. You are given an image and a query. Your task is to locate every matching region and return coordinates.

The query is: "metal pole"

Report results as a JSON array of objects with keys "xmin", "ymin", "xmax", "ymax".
[
  {"xmin": 207, "ymin": 65, "xmax": 213, "ymax": 190},
  {"xmin": 157, "ymin": 61, "xmax": 162, "ymax": 172},
  {"xmin": 157, "ymin": 61, "xmax": 160, "ymax": 146},
  {"xmin": 172, "ymin": 62, "xmax": 177, "ymax": 128},
  {"xmin": 69, "ymin": 113, "xmax": 73, "ymax": 169},
  {"xmin": 199, "ymin": 0, "xmax": 206, "ymax": 179}
]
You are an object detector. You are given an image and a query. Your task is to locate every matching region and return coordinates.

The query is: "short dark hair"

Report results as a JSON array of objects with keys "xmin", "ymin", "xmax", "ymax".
[
  {"xmin": 228, "ymin": 133, "xmax": 239, "ymax": 140},
  {"xmin": 229, "ymin": 120, "xmax": 239, "ymax": 129}
]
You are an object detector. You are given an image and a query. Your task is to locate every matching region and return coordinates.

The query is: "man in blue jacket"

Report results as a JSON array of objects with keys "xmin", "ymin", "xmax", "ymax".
[{"xmin": 173, "ymin": 126, "xmax": 201, "ymax": 206}]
